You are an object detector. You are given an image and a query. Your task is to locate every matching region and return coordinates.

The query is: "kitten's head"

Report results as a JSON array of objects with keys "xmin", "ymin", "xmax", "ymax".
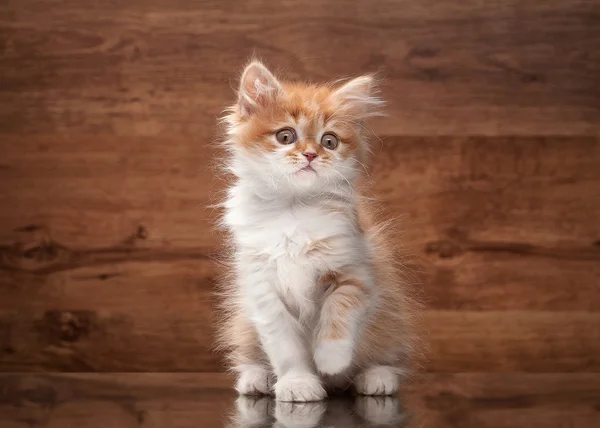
[{"xmin": 223, "ymin": 61, "xmax": 382, "ymax": 194}]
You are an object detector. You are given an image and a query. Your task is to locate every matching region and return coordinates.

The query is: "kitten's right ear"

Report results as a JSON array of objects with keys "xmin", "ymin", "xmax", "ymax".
[
  {"xmin": 238, "ymin": 61, "xmax": 282, "ymax": 117},
  {"xmin": 330, "ymin": 75, "xmax": 382, "ymax": 119}
]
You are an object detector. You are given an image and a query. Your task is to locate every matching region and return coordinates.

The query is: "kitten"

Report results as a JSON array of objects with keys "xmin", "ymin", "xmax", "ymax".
[{"xmin": 216, "ymin": 61, "xmax": 416, "ymax": 402}]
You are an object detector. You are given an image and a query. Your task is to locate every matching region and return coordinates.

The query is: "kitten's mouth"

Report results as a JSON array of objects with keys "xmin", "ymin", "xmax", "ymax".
[{"xmin": 297, "ymin": 165, "xmax": 316, "ymax": 174}]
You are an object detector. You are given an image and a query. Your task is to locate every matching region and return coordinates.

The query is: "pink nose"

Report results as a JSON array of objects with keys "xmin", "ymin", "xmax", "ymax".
[{"xmin": 302, "ymin": 152, "xmax": 318, "ymax": 162}]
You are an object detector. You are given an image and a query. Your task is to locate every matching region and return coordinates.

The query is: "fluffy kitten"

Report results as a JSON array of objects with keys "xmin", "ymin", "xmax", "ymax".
[{"xmin": 216, "ymin": 61, "xmax": 416, "ymax": 402}]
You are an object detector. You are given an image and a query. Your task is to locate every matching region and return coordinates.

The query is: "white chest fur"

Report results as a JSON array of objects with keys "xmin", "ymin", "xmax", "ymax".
[
  {"xmin": 224, "ymin": 185, "xmax": 363, "ymax": 318},
  {"xmin": 225, "ymin": 186, "xmax": 358, "ymax": 256}
]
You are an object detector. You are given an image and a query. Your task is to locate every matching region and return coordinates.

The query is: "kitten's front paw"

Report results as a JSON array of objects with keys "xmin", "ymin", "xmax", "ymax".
[
  {"xmin": 314, "ymin": 340, "xmax": 353, "ymax": 375},
  {"xmin": 236, "ymin": 365, "xmax": 273, "ymax": 395},
  {"xmin": 275, "ymin": 372, "xmax": 326, "ymax": 402},
  {"xmin": 354, "ymin": 366, "xmax": 399, "ymax": 396}
]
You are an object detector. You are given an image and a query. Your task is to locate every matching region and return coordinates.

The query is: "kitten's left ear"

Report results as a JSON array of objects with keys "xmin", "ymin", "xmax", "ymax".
[
  {"xmin": 238, "ymin": 61, "xmax": 282, "ymax": 117},
  {"xmin": 331, "ymin": 75, "xmax": 383, "ymax": 119}
]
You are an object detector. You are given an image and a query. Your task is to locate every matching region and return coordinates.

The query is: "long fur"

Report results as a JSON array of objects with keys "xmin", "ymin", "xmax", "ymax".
[{"xmin": 214, "ymin": 60, "xmax": 420, "ymax": 401}]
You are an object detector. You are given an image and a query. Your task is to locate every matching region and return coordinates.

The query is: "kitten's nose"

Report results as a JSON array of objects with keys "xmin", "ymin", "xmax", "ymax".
[{"xmin": 302, "ymin": 152, "xmax": 318, "ymax": 162}]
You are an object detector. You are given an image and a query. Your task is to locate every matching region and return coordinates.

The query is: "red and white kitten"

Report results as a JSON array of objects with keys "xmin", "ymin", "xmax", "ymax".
[{"xmin": 217, "ymin": 61, "xmax": 415, "ymax": 402}]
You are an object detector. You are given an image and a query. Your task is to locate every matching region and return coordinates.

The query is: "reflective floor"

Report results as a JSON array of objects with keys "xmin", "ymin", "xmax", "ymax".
[
  {"xmin": 230, "ymin": 395, "xmax": 406, "ymax": 427},
  {"xmin": 1, "ymin": 373, "xmax": 599, "ymax": 427}
]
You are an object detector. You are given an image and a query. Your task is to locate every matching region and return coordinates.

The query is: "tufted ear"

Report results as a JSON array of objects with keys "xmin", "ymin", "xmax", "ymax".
[
  {"xmin": 238, "ymin": 61, "xmax": 282, "ymax": 117},
  {"xmin": 330, "ymin": 75, "xmax": 383, "ymax": 119}
]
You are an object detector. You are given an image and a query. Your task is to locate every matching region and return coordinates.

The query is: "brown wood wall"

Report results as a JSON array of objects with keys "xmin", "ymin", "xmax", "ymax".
[{"xmin": 1, "ymin": 0, "xmax": 599, "ymax": 372}]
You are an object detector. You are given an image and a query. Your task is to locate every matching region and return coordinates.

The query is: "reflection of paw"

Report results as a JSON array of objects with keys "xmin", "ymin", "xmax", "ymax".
[
  {"xmin": 355, "ymin": 396, "xmax": 404, "ymax": 426},
  {"xmin": 274, "ymin": 401, "xmax": 326, "ymax": 428},
  {"xmin": 234, "ymin": 396, "xmax": 271, "ymax": 426},
  {"xmin": 275, "ymin": 372, "xmax": 326, "ymax": 402},
  {"xmin": 314, "ymin": 340, "xmax": 353, "ymax": 375},
  {"xmin": 236, "ymin": 365, "xmax": 273, "ymax": 395},
  {"xmin": 354, "ymin": 366, "xmax": 399, "ymax": 395},
  {"xmin": 320, "ymin": 398, "xmax": 359, "ymax": 427}
]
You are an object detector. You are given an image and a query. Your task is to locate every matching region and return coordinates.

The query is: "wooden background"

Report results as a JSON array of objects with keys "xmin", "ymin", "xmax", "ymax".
[{"xmin": 0, "ymin": 0, "xmax": 599, "ymax": 373}]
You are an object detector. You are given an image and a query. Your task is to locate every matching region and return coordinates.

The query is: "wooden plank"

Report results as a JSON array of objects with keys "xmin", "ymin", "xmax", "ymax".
[
  {"xmin": 0, "ymin": 259, "xmax": 219, "ymax": 371},
  {"xmin": 1, "ymin": 241, "xmax": 599, "ymax": 314},
  {"xmin": 422, "ymin": 252, "xmax": 600, "ymax": 311},
  {"xmin": 1, "ymin": 302, "xmax": 599, "ymax": 372},
  {"xmin": 424, "ymin": 311, "xmax": 600, "ymax": 372},
  {"xmin": 1, "ymin": 1, "xmax": 598, "ymax": 136},
  {"xmin": 2, "ymin": 135, "xmax": 598, "ymax": 249},
  {"xmin": 0, "ymin": 134, "xmax": 219, "ymax": 250},
  {"xmin": 0, "ymin": 373, "xmax": 599, "ymax": 427}
]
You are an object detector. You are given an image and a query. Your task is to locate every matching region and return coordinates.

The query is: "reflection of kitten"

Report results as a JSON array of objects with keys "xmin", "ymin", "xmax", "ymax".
[
  {"xmin": 217, "ymin": 61, "xmax": 416, "ymax": 402},
  {"xmin": 230, "ymin": 396, "xmax": 405, "ymax": 428}
]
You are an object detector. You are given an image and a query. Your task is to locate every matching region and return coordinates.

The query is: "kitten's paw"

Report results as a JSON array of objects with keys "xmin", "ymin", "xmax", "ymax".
[
  {"xmin": 314, "ymin": 340, "xmax": 353, "ymax": 375},
  {"xmin": 354, "ymin": 396, "xmax": 405, "ymax": 425},
  {"xmin": 236, "ymin": 365, "xmax": 273, "ymax": 395},
  {"xmin": 275, "ymin": 372, "xmax": 326, "ymax": 402},
  {"xmin": 274, "ymin": 401, "xmax": 326, "ymax": 428},
  {"xmin": 354, "ymin": 366, "xmax": 399, "ymax": 396}
]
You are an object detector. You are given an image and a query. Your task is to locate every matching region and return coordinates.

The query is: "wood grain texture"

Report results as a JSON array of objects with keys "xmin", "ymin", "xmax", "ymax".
[
  {"xmin": 408, "ymin": 372, "xmax": 600, "ymax": 428},
  {"xmin": 1, "ymin": 134, "xmax": 600, "ymax": 371},
  {"xmin": 0, "ymin": 262, "xmax": 219, "ymax": 371},
  {"xmin": 2, "ymin": 309, "xmax": 599, "ymax": 372},
  {"xmin": 1, "ymin": 0, "xmax": 600, "ymax": 373},
  {"xmin": 1, "ymin": 0, "xmax": 599, "ymax": 136},
  {"xmin": 0, "ymin": 373, "xmax": 233, "ymax": 428},
  {"xmin": 0, "ymin": 372, "xmax": 599, "ymax": 427},
  {"xmin": 425, "ymin": 311, "xmax": 600, "ymax": 372}
]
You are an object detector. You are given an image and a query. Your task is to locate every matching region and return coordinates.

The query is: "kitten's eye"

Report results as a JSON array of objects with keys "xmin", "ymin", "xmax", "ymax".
[
  {"xmin": 320, "ymin": 133, "xmax": 339, "ymax": 150},
  {"xmin": 275, "ymin": 128, "xmax": 297, "ymax": 145}
]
